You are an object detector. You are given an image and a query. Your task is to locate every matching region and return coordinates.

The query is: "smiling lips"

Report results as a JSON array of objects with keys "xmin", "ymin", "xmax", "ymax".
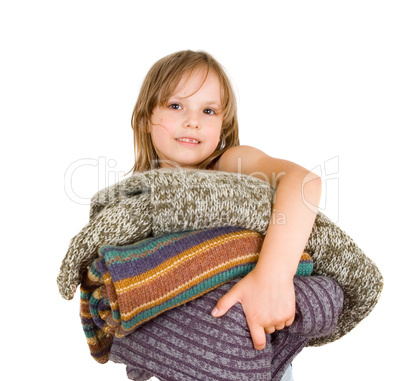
[{"xmin": 175, "ymin": 137, "xmax": 200, "ymax": 144}]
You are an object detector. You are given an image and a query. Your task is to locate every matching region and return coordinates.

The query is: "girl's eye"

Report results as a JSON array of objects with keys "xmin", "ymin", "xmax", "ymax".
[
  {"xmin": 169, "ymin": 103, "xmax": 182, "ymax": 110},
  {"xmin": 204, "ymin": 108, "xmax": 216, "ymax": 115}
]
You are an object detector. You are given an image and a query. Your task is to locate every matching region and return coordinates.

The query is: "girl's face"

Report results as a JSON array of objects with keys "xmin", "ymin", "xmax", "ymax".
[{"xmin": 149, "ymin": 68, "xmax": 223, "ymax": 169}]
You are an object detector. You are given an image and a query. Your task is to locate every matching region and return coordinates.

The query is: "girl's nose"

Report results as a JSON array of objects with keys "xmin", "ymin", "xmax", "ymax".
[{"xmin": 184, "ymin": 110, "xmax": 199, "ymax": 128}]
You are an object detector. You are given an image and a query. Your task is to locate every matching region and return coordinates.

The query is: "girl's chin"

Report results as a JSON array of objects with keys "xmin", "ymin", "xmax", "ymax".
[
  {"xmin": 159, "ymin": 160, "xmax": 199, "ymax": 169},
  {"xmin": 157, "ymin": 154, "xmax": 209, "ymax": 169}
]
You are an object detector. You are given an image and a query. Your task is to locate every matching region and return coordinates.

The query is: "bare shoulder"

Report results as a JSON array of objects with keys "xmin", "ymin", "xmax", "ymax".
[
  {"xmin": 215, "ymin": 145, "xmax": 285, "ymax": 175},
  {"xmin": 215, "ymin": 145, "xmax": 310, "ymax": 183}
]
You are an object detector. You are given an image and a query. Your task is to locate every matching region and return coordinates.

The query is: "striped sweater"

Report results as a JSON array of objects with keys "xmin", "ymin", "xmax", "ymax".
[{"xmin": 80, "ymin": 226, "xmax": 314, "ymax": 364}]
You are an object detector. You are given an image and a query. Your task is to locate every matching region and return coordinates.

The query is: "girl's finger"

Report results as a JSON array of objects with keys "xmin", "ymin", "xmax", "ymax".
[
  {"xmin": 211, "ymin": 288, "xmax": 241, "ymax": 318},
  {"xmin": 264, "ymin": 325, "xmax": 276, "ymax": 334},
  {"xmin": 274, "ymin": 322, "xmax": 285, "ymax": 331},
  {"xmin": 285, "ymin": 315, "xmax": 295, "ymax": 327},
  {"xmin": 248, "ymin": 322, "xmax": 267, "ymax": 350}
]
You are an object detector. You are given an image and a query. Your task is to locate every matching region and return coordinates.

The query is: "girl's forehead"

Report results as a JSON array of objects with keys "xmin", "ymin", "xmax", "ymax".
[{"xmin": 171, "ymin": 68, "xmax": 221, "ymax": 100}]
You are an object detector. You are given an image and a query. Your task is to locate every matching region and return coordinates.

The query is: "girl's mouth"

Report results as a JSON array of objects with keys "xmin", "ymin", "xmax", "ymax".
[{"xmin": 175, "ymin": 138, "xmax": 200, "ymax": 144}]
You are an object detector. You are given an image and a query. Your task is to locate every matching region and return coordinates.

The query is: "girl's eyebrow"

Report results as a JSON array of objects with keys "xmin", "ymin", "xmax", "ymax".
[
  {"xmin": 170, "ymin": 96, "xmax": 221, "ymax": 106},
  {"xmin": 204, "ymin": 102, "xmax": 221, "ymax": 109}
]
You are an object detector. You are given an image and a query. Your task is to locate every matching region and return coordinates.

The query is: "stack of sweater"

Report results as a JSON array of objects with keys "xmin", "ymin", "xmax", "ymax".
[{"xmin": 57, "ymin": 169, "xmax": 383, "ymax": 380}]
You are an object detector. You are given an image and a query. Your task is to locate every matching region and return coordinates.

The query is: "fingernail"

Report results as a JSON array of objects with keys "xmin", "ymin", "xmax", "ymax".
[{"xmin": 211, "ymin": 307, "xmax": 219, "ymax": 317}]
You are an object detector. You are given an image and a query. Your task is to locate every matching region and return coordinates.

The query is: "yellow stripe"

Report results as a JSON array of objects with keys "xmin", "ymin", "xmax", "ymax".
[
  {"xmin": 86, "ymin": 335, "xmax": 109, "ymax": 345},
  {"xmin": 81, "ymin": 311, "xmax": 93, "ymax": 319},
  {"xmin": 300, "ymin": 251, "xmax": 312, "ymax": 261},
  {"xmin": 87, "ymin": 270, "xmax": 103, "ymax": 283}
]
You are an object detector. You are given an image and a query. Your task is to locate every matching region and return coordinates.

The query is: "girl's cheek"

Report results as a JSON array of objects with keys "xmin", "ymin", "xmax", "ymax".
[{"xmin": 162, "ymin": 116, "xmax": 176, "ymax": 127}]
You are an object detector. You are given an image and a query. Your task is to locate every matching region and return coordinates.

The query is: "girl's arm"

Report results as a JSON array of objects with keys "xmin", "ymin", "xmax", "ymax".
[{"xmin": 211, "ymin": 145, "xmax": 322, "ymax": 350}]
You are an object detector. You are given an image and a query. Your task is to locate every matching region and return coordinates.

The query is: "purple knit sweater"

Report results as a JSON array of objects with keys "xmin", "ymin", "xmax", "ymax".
[{"xmin": 110, "ymin": 276, "xmax": 343, "ymax": 381}]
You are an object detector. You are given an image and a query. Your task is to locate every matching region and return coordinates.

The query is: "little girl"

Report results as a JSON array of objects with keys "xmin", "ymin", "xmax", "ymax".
[{"xmin": 130, "ymin": 50, "xmax": 322, "ymax": 380}]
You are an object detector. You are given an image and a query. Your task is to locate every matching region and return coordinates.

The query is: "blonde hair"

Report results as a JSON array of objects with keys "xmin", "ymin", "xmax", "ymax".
[{"xmin": 130, "ymin": 50, "xmax": 239, "ymax": 173}]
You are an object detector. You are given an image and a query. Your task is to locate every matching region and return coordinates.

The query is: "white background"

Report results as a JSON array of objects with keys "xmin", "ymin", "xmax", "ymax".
[{"xmin": 1, "ymin": 0, "xmax": 401, "ymax": 379}]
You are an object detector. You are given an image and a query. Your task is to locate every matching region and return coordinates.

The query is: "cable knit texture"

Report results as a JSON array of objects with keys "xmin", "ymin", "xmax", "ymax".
[{"xmin": 57, "ymin": 168, "xmax": 383, "ymax": 346}]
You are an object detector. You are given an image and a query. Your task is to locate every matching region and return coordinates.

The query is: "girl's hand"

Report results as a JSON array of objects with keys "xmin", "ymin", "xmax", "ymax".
[{"xmin": 211, "ymin": 269, "xmax": 296, "ymax": 350}]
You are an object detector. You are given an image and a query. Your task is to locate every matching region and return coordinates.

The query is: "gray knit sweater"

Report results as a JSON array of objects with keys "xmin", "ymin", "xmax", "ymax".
[{"xmin": 57, "ymin": 168, "xmax": 383, "ymax": 346}]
